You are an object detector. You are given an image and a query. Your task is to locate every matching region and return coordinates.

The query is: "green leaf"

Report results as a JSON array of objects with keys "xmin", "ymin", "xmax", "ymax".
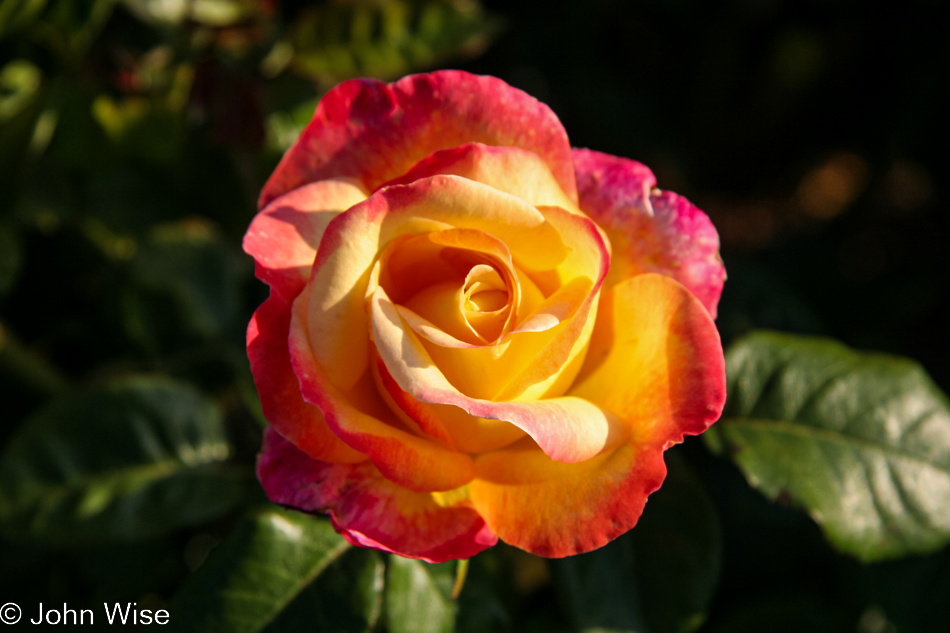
[
  {"xmin": 289, "ymin": 0, "xmax": 503, "ymax": 84},
  {"xmin": 0, "ymin": 376, "xmax": 245, "ymax": 544},
  {"xmin": 169, "ymin": 508, "xmax": 351, "ymax": 633},
  {"xmin": 125, "ymin": 221, "xmax": 248, "ymax": 348},
  {"xmin": 386, "ymin": 556, "xmax": 457, "ymax": 633},
  {"xmin": 552, "ymin": 456, "xmax": 721, "ymax": 633},
  {"xmin": 265, "ymin": 547, "xmax": 384, "ymax": 633},
  {"xmin": 706, "ymin": 330, "xmax": 950, "ymax": 561}
]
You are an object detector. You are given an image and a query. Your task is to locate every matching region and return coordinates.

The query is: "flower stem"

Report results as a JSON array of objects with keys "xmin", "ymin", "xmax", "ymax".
[{"xmin": 451, "ymin": 558, "xmax": 470, "ymax": 600}]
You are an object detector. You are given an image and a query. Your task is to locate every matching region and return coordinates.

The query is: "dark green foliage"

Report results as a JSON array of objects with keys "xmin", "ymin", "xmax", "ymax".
[
  {"xmin": 0, "ymin": 376, "xmax": 247, "ymax": 544},
  {"xmin": 169, "ymin": 508, "xmax": 352, "ymax": 633},
  {"xmin": 266, "ymin": 547, "xmax": 385, "ymax": 633},
  {"xmin": 288, "ymin": 0, "xmax": 503, "ymax": 84},
  {"xmin": 553, "ymin": 457, "xmax": 721, "ymax": 633},
  {"xmin": 708, "ymin": 331, "xmax": 950, "ymax": 561},
  {"xmin": 385, "ymin": 557, "xmax": 457, "ymax": 633}
]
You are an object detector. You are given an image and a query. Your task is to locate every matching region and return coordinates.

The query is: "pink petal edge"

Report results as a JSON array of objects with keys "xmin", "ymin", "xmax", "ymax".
[
  {"xmin": 260, "ymin": 71, "xmax": 577, "ymax": 208},
  {"xmin": 257, "ymin": 426, "xmax": 497, "ymax": 563},
  {"xmin": 573, "ymin": 148, "xmax": 725, "ymax": 318}
]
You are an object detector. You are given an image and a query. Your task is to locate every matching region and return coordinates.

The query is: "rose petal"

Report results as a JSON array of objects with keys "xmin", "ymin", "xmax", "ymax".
[
  {"xmin": 493, "ymin": 206, "xmax": 611, "ymax": 400},
  {"xmin": 247, "ymin": 291, "xmax": 365, "ymax": 463},
  {"xmin": 378, "ymin": 228, "xmax": 523, "ymax": 346},
  {"xmin": 469, "ymin": 437, "xmax": 665, "ymax": 558},
  {"xmin": 570, "ymin": 273, "xmax": 726, "ymax": 443},
  {"xmin": 385, "ymin": 143, "xmax": 579, "ymax": 212},
  {"xmin": 371, "ymin": 354, "xmax": 457, "ymax": 448},
  {"xmin": 243, "ymin": 179, "xmax": 367, "ymax": 301},
  {"xmin": 407, "ymin": 277, "xmax": 593, "ymax": 401},
  {"xmin": 371, "ymin": 286, "xmax": 627, "ymax": 465},
  {"xmin": 367, "ymin": 204, "xmax": 613, "ymax": 460},
  {"xmin": 289, "ymin": 288, "xmax": 477, "ymax": 493},
  {"xmin": 375, "ymin": 358, "xmax": 527, "ymax": 453},
  {"xmin": 401, "ymin": 278, "xmax": 504, "ymax": 347},
  {"xmin": 258, "ymin": 427, "xmax": 496, "ymax": 563},
  {"xmin": 379, "ymin": 204, "xmax": 608, "ymax": 403},
  {"xmin": 573, "ymin": 148, "xmax": 725, "ymax": 317},
  {"xmin": 377, "ymin": 228, "xmax": 517, "ymax": 307},
  {"xmin": 261, "ymin": 71, "xmax": 577, "ymax": 208}
]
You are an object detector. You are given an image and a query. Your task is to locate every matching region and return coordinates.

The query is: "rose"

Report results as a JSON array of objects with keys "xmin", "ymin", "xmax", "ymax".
[{"xmin": 245, "ymin": 71, "xmax": 726, "ymax": 562}]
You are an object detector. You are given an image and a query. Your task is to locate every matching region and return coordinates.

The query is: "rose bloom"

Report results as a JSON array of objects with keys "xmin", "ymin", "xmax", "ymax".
[{"xmin": 246, "ymin": 71, "xmax": 726, "ymax": 562}]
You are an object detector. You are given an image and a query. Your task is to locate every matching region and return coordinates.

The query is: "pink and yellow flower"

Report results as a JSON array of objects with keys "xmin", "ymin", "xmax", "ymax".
[{"xmin": 246, "ymin": 71, "xmax": 726, "ymax": 562}]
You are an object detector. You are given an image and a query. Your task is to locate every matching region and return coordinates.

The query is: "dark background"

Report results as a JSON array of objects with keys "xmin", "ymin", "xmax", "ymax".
[{"xmin": 467, "ymin": 0, "xmax": 950, "ymax": 388}]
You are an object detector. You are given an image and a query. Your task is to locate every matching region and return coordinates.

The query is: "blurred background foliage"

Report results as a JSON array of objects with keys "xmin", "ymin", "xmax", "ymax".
[{"xmin": 1, "ymin": 0, "xmax": 949, "ymax": 631}]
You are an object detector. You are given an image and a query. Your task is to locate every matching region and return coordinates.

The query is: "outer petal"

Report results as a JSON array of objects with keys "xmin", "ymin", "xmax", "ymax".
[
  {"xmin": 289, "ymin": 287, "xmax": 477, "ymax": 493},
  {"xmin": 258, "ymin": 427, "xmax": 496, "ymax": 563},
  {"xmin": 573, "ymin": 148, "xmax": 725, "ymax": 317},
  {"xmin": 260, "ymin": 71, "xmax": 577, "ymax": 208},
  {"xmin": 243, "ymin": 179, "xmax": 367, "ymax": 300},
  {"xmin": 384, "ymin": 143, "xmax": 579, "ymax": 212},
  {"xmin": 469, "ymin": 438, "xmax": 666, "ymax": 558},
  {"xmin": 569, "ymin": 273, "xmax": 726, "ymax": 444},
  {"xmin": 247, "ymin": 291, "xmax": 365, "ymax": 464}
]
